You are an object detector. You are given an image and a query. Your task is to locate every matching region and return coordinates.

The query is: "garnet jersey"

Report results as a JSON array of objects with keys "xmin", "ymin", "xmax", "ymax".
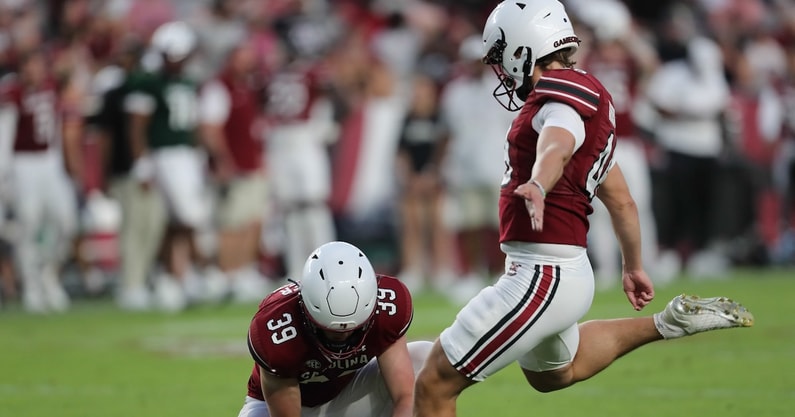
[
  {"xmin": 264, "ymin": 61, "xmax": 327, "ymax": 125},
  {"xmin": 201, "ymin": 72, "xmax": 264, "ymax": 173},
  {"xmin": 499, "ymin": 69, "xmax": 616, "ymax": 247},
  {"xmin": 246, "ymin": 275, "xmax": 413, "ymax": 407},
  {"xmin": 0, "ymin": 74, "xmax": 60, "ymax": 152}
]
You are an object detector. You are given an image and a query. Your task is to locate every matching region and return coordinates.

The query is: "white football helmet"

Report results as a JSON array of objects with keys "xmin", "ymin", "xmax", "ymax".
[
  {"xmin": 150, "ymin": 21, "xmax": 196, "ymax": 63},
  {"xmin": 300, "ymin": 241, "xmax": 378, "ymax": 360},
  {"xmin": 482, "ymin": 0, "xmax": 580, "ymax": 110}
]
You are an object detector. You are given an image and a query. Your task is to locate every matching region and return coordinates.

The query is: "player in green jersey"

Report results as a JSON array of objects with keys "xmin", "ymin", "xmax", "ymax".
[{"xmin": 124, "ymin": 21, "xmax": 211, "ymax": 312}]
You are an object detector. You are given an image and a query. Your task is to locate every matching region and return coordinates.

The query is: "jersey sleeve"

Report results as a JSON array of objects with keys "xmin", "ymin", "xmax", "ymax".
[
  {"xmin": 373, "ymin": 276, "xmax": 414, "ymax": 344},
  {"xmin": 247, "ymin": 306, "xmax": 277, "ymax": 373},
  {"xmin": 246, "ymin": 289, "xmax": 307, "ymax": 378},
  {"xmin": 532, "ymin": 70, "xmax": 601, "ymax": 119},
  {"xmin": 532, "ymin": 101, "xmax": 586, "ymax": 151},
  {"xmin": 247, "ymin": 327, "xmax": 271, "ymax": 371}
]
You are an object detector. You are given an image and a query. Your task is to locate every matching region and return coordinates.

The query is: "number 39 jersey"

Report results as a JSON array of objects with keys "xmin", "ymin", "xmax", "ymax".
[
  {"xmin": 245, "ymin": 275, "xmax": 413, "ymax": 407},
  {"xmin": 499, "ymin": 68, "xmax": 616, "ymax": 247}
]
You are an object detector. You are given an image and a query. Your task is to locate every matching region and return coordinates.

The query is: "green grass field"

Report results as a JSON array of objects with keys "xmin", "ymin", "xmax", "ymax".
[{"xmin": 1, "ymin": 268, "xmax": 793, "ymax": 417}]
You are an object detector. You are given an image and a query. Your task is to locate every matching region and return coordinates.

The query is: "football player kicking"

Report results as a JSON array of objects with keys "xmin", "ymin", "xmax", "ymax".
[
  {"xmin": 413, "ymin": 2, "xmax": 754, "ymax": 416},
  {"xmin": 240, "ymin": 241, "xmax": 432, "ymax": 417}
]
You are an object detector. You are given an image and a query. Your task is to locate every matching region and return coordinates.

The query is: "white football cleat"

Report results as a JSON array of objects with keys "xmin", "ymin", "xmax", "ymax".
[{"xmin": 654, "ymin": 294, "xmax": 754, "ymax": 339}]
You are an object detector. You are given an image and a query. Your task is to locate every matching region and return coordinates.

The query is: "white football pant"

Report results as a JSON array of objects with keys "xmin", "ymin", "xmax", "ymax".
[
  {"xmin": 440, "ymin": 242, "xmax": 594, "ymax": 381},
  {"xmin": 11, "ymin": 150, "xmax": 78, "ymax": 309}
]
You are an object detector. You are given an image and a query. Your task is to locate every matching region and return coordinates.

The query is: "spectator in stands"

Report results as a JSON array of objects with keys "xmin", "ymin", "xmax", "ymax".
[
  {"xmin": 395, "ymin": 72, "xmax": 452, "ymax": 294},
  {"xmin": 328, "ymin": 34, "xmax": 406, "ymax": 273},
  {"xmin": 638, "ymin": 31, "xmax": 732, "ymax": 278}
]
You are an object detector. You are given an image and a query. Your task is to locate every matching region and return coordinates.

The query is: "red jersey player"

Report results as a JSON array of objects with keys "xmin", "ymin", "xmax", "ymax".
[
  {"xmin": 239, "ymin": 241, "xmax": 431, "ymax": 417},
  {"xmin": 413, "ymin": 2, "xmax": 754, "ymax": 416},
  {"xmin": 198, "ymin": 42, "xmax": 270, "ymax": 303},
  {"xmin": 263, "ymin": 58, "xmax": 337, "ymax": 283},
  {"xmin": 0, "ymin": 49, "xmax": 79, "ymax": 313}
]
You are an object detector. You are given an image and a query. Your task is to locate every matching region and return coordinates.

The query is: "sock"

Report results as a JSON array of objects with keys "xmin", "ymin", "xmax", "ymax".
[{"xmin": 653, "ymin": 311, "xmax": 686, "ymax": 339}]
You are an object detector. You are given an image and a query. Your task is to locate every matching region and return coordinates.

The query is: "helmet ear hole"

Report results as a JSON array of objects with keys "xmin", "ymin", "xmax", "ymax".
[{"xmin": 484, "ymin": 42, "xmax": 505, "ymax": 65}]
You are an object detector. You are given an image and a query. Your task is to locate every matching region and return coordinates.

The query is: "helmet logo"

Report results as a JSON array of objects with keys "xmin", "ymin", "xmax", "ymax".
[{"xmin": 553, "ymin": 36, "xmax": 579, "ymax": 48}]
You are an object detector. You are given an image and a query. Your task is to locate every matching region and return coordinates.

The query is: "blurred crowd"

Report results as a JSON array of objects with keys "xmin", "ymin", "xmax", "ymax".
[{"xmin": 0, "ymin": 0, "xmax": 793, "ymax": 313}]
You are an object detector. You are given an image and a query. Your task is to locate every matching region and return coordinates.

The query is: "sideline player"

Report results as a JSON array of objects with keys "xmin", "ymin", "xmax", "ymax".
[
  {"xmin": 0, "ymin": 49, "xmax": 80, "ymax": 313},
  {"xmin": 125, "ymin": 21, "xmax": 210, "ymax": 311},
  {"xmin": 264, "ymin": 52, "xmax": 337, "ymax": 282},
  {"xmin": 413, "ymin": 2, "xmax": 754, "ymax": 416},
  {"xmin": 198, "ymin": 41, "xmax": 271, "ymax": 303},
  {"xmin": 240, "ymin": 241, "xmax": 432, "ymax": 417}
]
